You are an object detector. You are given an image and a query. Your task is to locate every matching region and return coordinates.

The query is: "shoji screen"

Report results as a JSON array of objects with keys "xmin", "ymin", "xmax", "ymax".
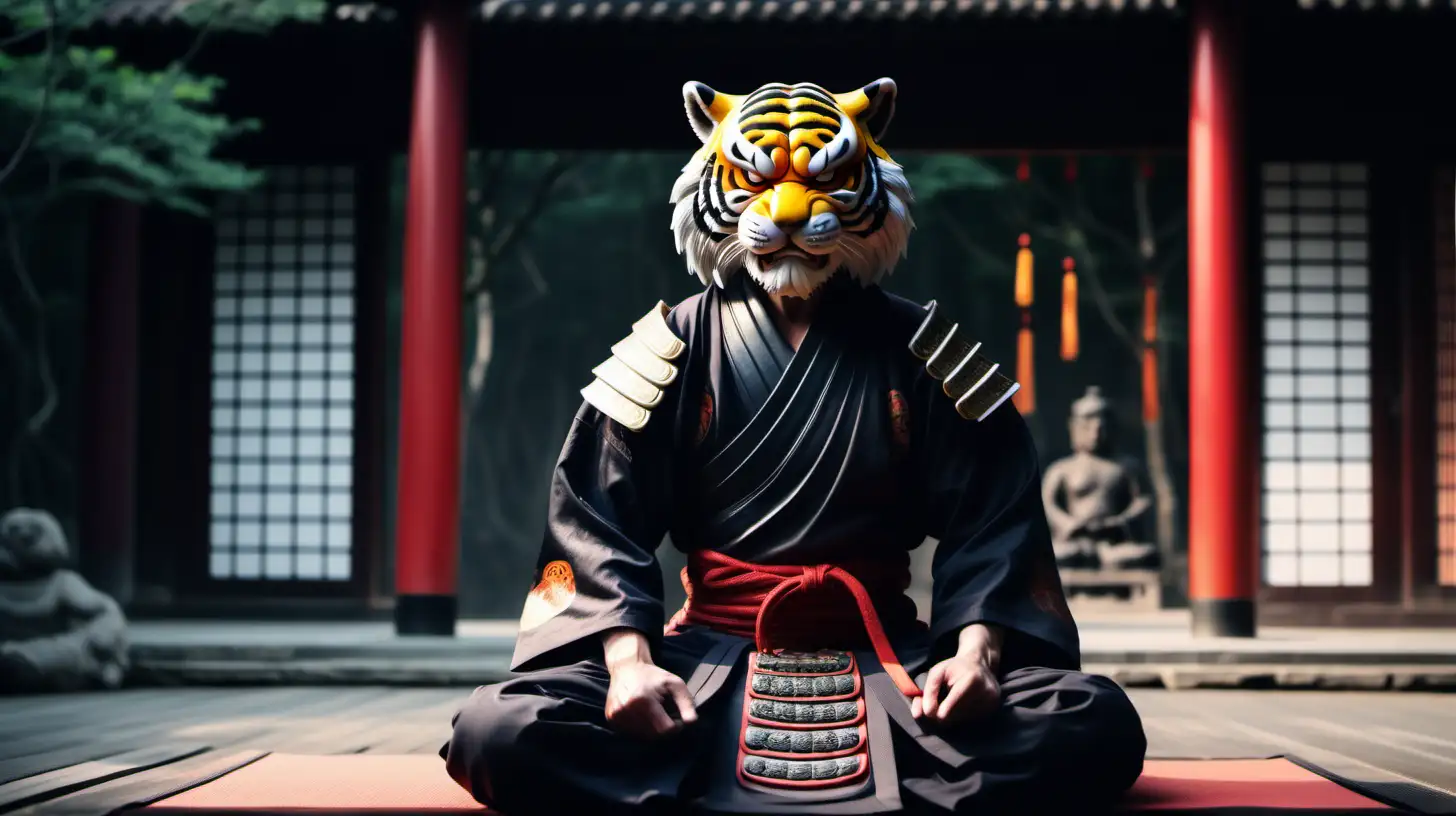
[
  {"xmin": 1260, "ymin": 162, "xmax": 1373, "ymax": 588},
  {"xmin": 208, "ymin": 167, "xmax": 357, "ymax": 582}
]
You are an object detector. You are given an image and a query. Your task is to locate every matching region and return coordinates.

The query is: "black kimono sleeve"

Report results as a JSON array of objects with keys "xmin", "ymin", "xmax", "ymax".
[
  {"xmin": 509, "ymin": 305, "xmax": 701, "ymax": 672},
  {"xmin": 915, "ymin": 390, "xmax": 1081, "ymax": 673}
]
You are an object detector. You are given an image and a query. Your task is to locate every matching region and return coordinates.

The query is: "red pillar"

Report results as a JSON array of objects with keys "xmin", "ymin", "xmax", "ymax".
[
  {"xmin": 80, "ymin": 198, "xmax": 141, "ymax": 606},
  {"xmin": 1188, "ymin": 0, "xmax": 1255, "ymax": 637},
  {"xmin": 395, "ymin": 0, "xmax": 467, "ymax": 636}
]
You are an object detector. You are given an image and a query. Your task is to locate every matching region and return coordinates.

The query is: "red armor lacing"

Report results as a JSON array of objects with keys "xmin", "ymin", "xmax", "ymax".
[{"xmin": 666, "ymin": 549, "xmax": 924, "ymax": 698}]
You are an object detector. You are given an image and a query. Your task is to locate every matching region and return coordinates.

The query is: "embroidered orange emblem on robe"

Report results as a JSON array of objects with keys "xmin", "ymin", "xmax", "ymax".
[
  {"xmin": 888, "ymin": 389, "xmax": 910, "ymax": 452},
  {"xmin": 520, "ymin": 560, "xmax": 576, "ymax": 631},
  {"xmin": 697, "ymin": 391, "xmax": 715, "ymax": 445},
  {"xmin": 1029, "ymin": 552, "xmax": 1073, "ymax": 621}
]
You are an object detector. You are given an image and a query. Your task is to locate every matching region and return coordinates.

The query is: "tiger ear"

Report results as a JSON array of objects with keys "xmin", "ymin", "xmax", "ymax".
[
  {"xmin": 837, "ymin": 77, "xmax": 897, "ymax": 143},
  {"xmin": 683, "ymin": 81, "xmax": 737, "ymax": 144}
]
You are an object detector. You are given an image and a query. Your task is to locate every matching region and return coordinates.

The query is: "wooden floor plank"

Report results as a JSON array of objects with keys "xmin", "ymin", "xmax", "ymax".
[
  {"xmin": 1142, "ymin": 715, "xmax": 1277, "ymax": 759},
  {"xmin": 1207, "ymin": 694, "xmax": 1456, "ymax": 799},
  {"xmin": 0, "ymin": 738, "xmax": 194, "ymax": 790},
  {"xmin": 357, "ymin": 699, "xmax": 462, "ymax": 754},
  {"xmin": 0, "ymin": 690, "xmax": 224, "ymax": 736},
  {"xmin": 265, "ymin": 713, "xmax": 405, "ymax": 755},
  {"xmin": 0, "ymin": 743, "xmax": 210, "ymax": 813},
  {"xmin": 207, "ymin": 688, "xmax": 403, "ymax": 754},
  {"xmin": 0, "ymin": 690, "xmax": 256, "ymax": 760},
  {"xmin": 1, "ymin": 687, "xmax": 1452, "ymax": 815},
  {"xmin": 0, "ymin": 689, "xmax": 328, "ymax": 785},
  {"xmin": 10, "ymin": 750, "xmax": 266, "ymax": 816},
  {"xmin": 1284, "ymin": 715, "xmax": 1456, "ymax": 795}
]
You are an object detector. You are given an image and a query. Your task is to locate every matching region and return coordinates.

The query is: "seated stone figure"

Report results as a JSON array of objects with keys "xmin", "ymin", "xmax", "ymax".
[
  {"xmin": 1042, "ymin": 387, "xmax": 1157, "ymax": 571},
  {"xmin": 442, "ymin": 79, "xmax": 1146, "ymax": 815},
  {"xmin": 0, "ymin": 507, "xmax": 130, "ymax": 692}
]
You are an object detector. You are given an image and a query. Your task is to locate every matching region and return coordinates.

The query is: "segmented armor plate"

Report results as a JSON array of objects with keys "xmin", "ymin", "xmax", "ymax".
[{"xmin": 737, "ymin": 650, "xmax": 870, "ymax": 790}]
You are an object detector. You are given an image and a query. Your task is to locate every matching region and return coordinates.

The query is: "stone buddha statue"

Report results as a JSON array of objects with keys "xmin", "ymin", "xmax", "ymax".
[
  {"xmin": 0, "ymin": 508, "xmax": 130, "ymax": 691},
  {"xmin": 1041, "ymin": 387, "xmax": 1157, "ymax": 570}
]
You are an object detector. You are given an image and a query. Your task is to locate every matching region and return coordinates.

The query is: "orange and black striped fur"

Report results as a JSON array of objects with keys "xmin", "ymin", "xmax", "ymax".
[{"xmin": 671, "ymin": 79, "xmax": 915, "ymax": 300}]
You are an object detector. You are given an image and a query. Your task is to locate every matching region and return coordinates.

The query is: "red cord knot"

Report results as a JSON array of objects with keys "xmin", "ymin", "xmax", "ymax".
[{"xmin": 669, "ymin": 550, "xmax": 924, "ymax": 699}]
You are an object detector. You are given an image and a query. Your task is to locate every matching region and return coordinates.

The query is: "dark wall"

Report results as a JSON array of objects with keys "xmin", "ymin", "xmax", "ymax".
[{"xmin": 1246, "ymin": 7, "xmax": 1456, "ymax": 161}]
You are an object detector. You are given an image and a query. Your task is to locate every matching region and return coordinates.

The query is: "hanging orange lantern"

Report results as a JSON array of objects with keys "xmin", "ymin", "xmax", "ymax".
[
  {"xmin": 1060, "ymin": 257, "xmax": 1079, "ymax": 361},
  {"xmin": 1142, "ymin": 347, "xmax": 1160, "ymax": 422},
  {"xmin": 1014, "ymin": 311, "xmax": 1036, "ymax": 416},
  {"xmin": 1015, "ymin": 234, "xmax": 1034, "ymax": 308},
  {"xmin": 1142, "ymin": 277, "xmax": 1160, "ymax": 422},
  {"xmin": 1143, "ymin": 280, "xmax": 1158, "ymax": 343}
]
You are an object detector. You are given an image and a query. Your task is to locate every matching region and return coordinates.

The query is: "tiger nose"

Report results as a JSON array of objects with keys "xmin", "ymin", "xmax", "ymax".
[
  {"xmin": 804, "ymin": 213, "xmax": 840, "ymax": 238},
  {"xmin": 769, "ymin": 183, "xmax": 813, "ymax": 232}
]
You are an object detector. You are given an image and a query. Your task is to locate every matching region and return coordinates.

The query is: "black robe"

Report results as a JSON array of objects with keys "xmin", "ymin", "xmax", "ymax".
[{"xmin": 443, "ymin": 273, "xmax": 1145, "ymax": 815}]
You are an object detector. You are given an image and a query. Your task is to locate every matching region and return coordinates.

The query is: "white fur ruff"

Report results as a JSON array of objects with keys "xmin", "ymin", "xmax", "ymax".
[{"xmin": 668, "ymin": 155, "xmax": 916, "ymax": 300}]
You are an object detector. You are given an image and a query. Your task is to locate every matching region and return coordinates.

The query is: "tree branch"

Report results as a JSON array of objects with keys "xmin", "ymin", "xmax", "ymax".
[
  {"xmin": 1047, "ymin": 221, "xmax": 1142, "ymax": 359},
  {"xmin": 1152, "ymin": 242, "xmax": 1188, "ymax": 292},
  {"xmin": 2, "ymin": 200, "xmax": 57, "ymax": 435},
  {"xmin": 91, "ymin": 0, "xmax": 225, "ymax": 149},
  {"xmin": 498, "ymin": 244, "xmax": 550, "ymax": 313},
  {"xmin": 0, "ymin": 218, "xmax": 28, "ymax": 360},
  {"xmin": 0, "ymin": 0, "xmax": 58, "ymax": 190},
  {"xmin": 485, "ymin": 155, "xmax": 572, "ymax": 261},
  {"xmin": 1027, "ymin": 172, "xmax": 1143, "ymax": 262},
  {"xmin": 477, "ymin": 149, "xmax": 506, "ymax": 205},
  {"xmin": 464, "ymin": 155, "xmax": 572, "ymax": 299},
  {"xmin": 464, "ymin": 221, "xmax": 488, "ymax": 298},
  {"xmin": 1133, "ymin": 165, "xmax": 1157, "ymax": 261},
  {"xmin": 1, "ymin": 198, "xmax": 58, "ymax": 502},
  {"xmin": 1155, "ymin": 209, "xmax": 1187, "ymax": 246},
  {"xmin": 937, "ymin": 211, "xmax": 1015, "ymax": 278}
]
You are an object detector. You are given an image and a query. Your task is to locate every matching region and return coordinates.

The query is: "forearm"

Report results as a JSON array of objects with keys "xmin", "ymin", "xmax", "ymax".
[
  {"xmin": 956, "ymin": 622, "xmax": 1004, "ymax": 670},
  {"xmin": 601, "ymin": 627, "xmax": 654, "ymax": 672},
  {"xmin": 1109, "ymin": 495, "xmax": 1153, "ymax": 526},
  {"xmin": 1042, "ymin": 493, "xmax": 1076, "ymax": 532}
]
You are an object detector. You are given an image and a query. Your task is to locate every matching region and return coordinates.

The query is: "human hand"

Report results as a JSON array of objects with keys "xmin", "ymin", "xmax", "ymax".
[
  {"xmin": 1066, "ymin": 515, "xmax": 1108, "ymax": 537},
  {"xmin": 1082, "ymin": 516, "xmax": 1112, "ymax": 534},
  {"xmin": 911, "ymin": 652, "xmax": 1001, "ymax": 727},
  {"xmin": 604, "ymin": 659, "xmax": 699, "ymax": 739}
]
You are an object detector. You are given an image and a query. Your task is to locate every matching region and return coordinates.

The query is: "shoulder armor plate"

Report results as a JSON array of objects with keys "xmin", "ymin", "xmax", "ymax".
[
  {"xmin": 907, "ymin": 300, "xmax": 1020, "ymax": 422},
  {"xmin": 581, "ymin": 301, "xmax": 685, "ymax": 431}
]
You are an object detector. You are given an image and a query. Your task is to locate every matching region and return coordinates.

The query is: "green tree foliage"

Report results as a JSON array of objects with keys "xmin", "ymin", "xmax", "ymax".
[
  {"xmin": 0, "ymin": 0, "xmax": 323, "ymax": 530},
  {"xmin": 0, "ymin": 0, "xmax": 326, "ymax": 214}
]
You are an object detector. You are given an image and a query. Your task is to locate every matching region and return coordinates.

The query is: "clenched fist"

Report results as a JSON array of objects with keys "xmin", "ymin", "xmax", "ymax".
[
  {"xmin": 605, "ymin": 660, "xmax": 698, "ymax": 738},
  {"xmin": 601, "ymin": 627, "xmax": 698, "ymax": 739}
]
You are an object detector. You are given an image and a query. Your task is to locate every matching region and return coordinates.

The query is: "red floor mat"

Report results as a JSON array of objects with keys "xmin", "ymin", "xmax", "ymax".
[
  {"xmin": 141, "ymin": 755, "xmax": 487, "ymax": 813},
  {"xmin": 1122, "ymin": 759, "xmax": 1393, "ymax": 811},
  {"xmin": 131, "ymin": 754, "xmax": 1396, "ymax": 814}
]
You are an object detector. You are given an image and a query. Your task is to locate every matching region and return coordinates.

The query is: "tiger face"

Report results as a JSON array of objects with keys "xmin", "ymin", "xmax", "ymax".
[{"xmin": 671, "ymin": 79, "xmax": 915, "ymax": 300}]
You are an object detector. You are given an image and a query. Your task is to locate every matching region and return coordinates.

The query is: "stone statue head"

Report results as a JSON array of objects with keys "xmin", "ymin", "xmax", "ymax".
[
  {"xmin": 1069, "ymin": 386, "xmax": 1113, "ymax": 455},
  {"xmin": 0, "ymin": 507, "xmax": 71, "ymax": 579}
]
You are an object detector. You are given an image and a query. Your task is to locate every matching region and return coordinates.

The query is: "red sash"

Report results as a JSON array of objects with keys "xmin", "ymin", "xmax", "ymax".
[{"xmin": 666, "ymin": 549, "xmax": 924, "ymax": 698}]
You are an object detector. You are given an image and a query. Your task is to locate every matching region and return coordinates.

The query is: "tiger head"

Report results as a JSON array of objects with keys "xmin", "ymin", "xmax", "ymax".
[{"xmin": 670, "ymin": 79, "xmax": 915, "ymax": 300}]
